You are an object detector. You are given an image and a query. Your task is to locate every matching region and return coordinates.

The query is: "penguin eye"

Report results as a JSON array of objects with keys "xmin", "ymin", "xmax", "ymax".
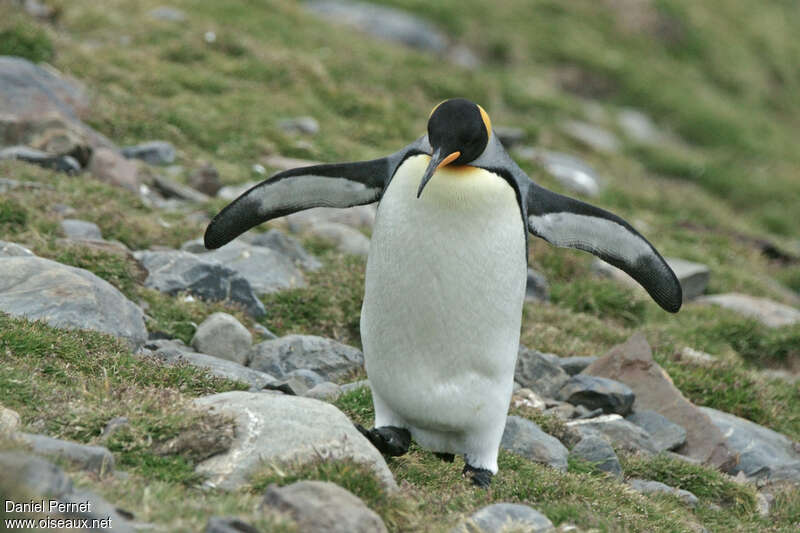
[{"xmin": 477, "ymin": 105, "xmax": 492, "ymax": 137}]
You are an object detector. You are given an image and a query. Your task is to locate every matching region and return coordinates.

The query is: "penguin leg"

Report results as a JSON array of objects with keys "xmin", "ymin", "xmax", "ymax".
[
  {"xmin": 434, "ymin": 452, "xmax": 455, "ymax": 463},
  {"xmin": 354, "ymin": 424, "xmax": 411, "ymax": 457},
  {"xmin": 462, "ymin": 461, "xmax": 493, "ymax": 488}
]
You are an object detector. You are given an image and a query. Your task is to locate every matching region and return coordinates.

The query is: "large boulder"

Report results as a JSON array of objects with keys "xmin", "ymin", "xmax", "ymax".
[
  {"xmin": 582, "ymin": 332, "xmax": 737, "ymax": 471},
  {"xmin": 193, "ymin": 392, "xmax": 396, "ymax": 491},
  {"xmin": 249, "ymin": 335, "xmax": 364, "ymax": 382},
  {"xmin": 0, "ymin": 257, "xmax": 148, "ymax": 347}
]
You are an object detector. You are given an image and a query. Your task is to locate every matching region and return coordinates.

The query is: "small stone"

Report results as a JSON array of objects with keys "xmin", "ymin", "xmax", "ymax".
[
  {"xmin": 678, "ymin": 347, "xmax": 717, "ymax": 365},
  {"xmin": 249, "ymin": 335, "xmax": 364, "ymax": 382},
  {"xmin": 188, "ymin": 162, "xmax": 222, "ymax": 196},
  {"xmin": 626, "ymin": 410, "xmax": 687, "ymax": 452},
  {"xmin": 557, "ymin": 356, "xmax": 597, "ymax": 376},
  {"xmin": 262, "ymin": 480, "xmax": 388, "ymax": 533},
  {"xmin": 306, "ymin": 222, "xmax": 370, "ymax": 256},
  {"xmin": 617, "ymin": 108, "xmax": 663, "ymax": 144},
  {"xmin": 250, "ymin": 229, "xmax": 322, "ymax": 271},
  {"xmin": 570, "ymin": 435, "xmax": 622, "ymax": 477},
  {"xmin": 0, "ymin": 146, "xmax": 81, "ymax": 174},
  {"xmin": 533, "ymin": 150, "xmax": 601, "ymax": 196},
  {"xmin": 278, "ymin": 116, "xmax": 320, "ymax": 135},
  {"xmin": 568, "ymin": 415, "xmax": 657, "ymax": 454},
  {"xmin": 0, "ymin": 405, "xmax": 21, "ymax": 435},
  {"xmin": 756, "ymin": 491, "xmax": 773, "ymax": 518},
  {"xmin": 458, "ymin": 503, "xmax": 555, "ymax": 533},
  {"xmin": 254, "ymin": 324, "xmax": 278, "ymax": 340},
  {"xmin": 340, "ymin": 379, "xmax": 370, "ymax": 393},
  {"xmin": 149, "ymin": 6, "xmax": 186, "ymax": 21},
  {"xmin": 88, "ymin": 148, "xmax": 141, "ymax": 192},
  {"xmin": 100, "ymin": 416, "xmax": 130, "ymax": 440},
  {"xmin": 525, "ymin": 268, "xmax": 550, "ymax": 302},
  {"xmin": 180, "ymin": 238, "xmax": 208, "ymax": 254},
  {"xmin": 204, "ymin": 517, "xmax": 261, "ymax": 533},
  {"xmin": 151, "ymin": 175, "xmax": 210, "ymax": 203},
  {"xmin": 17, "ymin": 433, "xmax": 114, "ymax": 476},
  {"xmin": 204, "ymin": 241, "xmax": 306, "ymax": 295},
  {"xmin": 500, "ymin": 416, "xmax": 568, "ymax": 471},
  {"xmin": 494, "ymin": 126, "xmax": 526, "ymax": 148},
  {"xmin": 305, "ymin": 381, "xmax": 342, "ymax": 400},
  {"xmin": 558, "ymin": 375, "xmax": 634, "ymax": 416},
  {"xmin": 628, "ymin": 478, "xmax": 698, "ymax": 507},
  {"xmin": 122, "ymin": 141, "xmax": 176, "ymax": 165},
  {"xmin": 60, "ymin": 219, "xmax": 103, "ymax": 240},
  {"xmin": 191, "ymin": 312, "xmax": 253, "ymax": 366},
  {"xmin": 516, "ymin": 346, "xmax": 569, "ymax": 398},
  {"xmin": 511, "ymin": 388, "xmax": 546, "ymax": 411},
  {"xmin": 0, "ymin": 241, "xmax": 35, "ymax": 257},
  {"xmin": 697, "ymin": 293, "xmax": 800, "ymax": 328},
  {"xmin": 561, "ymin": 120, "xmax": 620, "ymax": 153}
]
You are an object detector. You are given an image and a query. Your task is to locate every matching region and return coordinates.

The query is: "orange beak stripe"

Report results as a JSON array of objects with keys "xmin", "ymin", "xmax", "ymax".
[{"xmin": 437, "ymin": 151, "xmax": 461, "ymax": 169}]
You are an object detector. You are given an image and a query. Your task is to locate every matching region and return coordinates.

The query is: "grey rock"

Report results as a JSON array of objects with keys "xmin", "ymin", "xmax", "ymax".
[
  {"xmin": 17, "ymin": 433, "xmax": 114, "ymax": 475},
  {"xmin": 628, "ymin": 478, "xmax": 698, "ymax": 507},
  {"xmin": 446, "ymin": 44, "xmax": 481, "ymax": 69},
  {"xmin": 262, "ymin": 480, "xmax": 387, "ymax": 533},
  {"xmin": 533, "ymin": 150, "xmax": 601, "ymax": 196},
  {"xmin": 60, "ymin": 218, "xmax": 103, "ymax": 240},
  {"xmin": 667, "ymin": 258, "xmax": 710, "ymax": 300},
  {"xmin": 193, "ymin": 391, "xmax": 396, "ymax": 490},
  {"xmin": 251, "ymin": 229, "xmax": 322, "ymax": 271},
  {"xmin": 500, "ymin": 416, "xmax": 568, "ymax": 471},
  {"xmin": 146, "ymin": 340, "xmax": 276, "ymax": 389},
  {"xmin": 89, "ymin": 147, "xmax": 141, "ymax": 192},
  {"xmin": 204, "ymin": 240, "xmax": 306, "ymax": 294},
  {"xmin": 21, "ymin": 0, "xmax": 56, "ymax": 20},
  {"xmin": 205, "ymin": 517, "xmax": 260, "ymax": 533},
  {"xmin": 570, "ymin": 435, "xmax": 622, "ymax": 477},
  {"xmin": 61, "ymin": 488, "xmax": 136, "ymax": 533},
  {"xmin": 0, "ymin": 451, "xmax": 73, "ymax": 497},
  {"xmin": 151, "ymin": 175, "xmax": 210, "ymax": 203},
  {"xmin": 122, "ymin": 140, "xmax": 176, "ymax": 165},
  {"xmin": 149, "ymin": 6, "xmax": 186, "ymax": 21},
  {"xmin": 525, "ymin": 268, "xmax": 550, "ymax": 302},
  {"xmin": 0, "ymin": 405, "xmax": 20, "ymax": 435},
  {"xmin": 567, "ymin": 415, "xmax": 658, "ymax": 454},
  {"xmin": 306, "ymin": 222, "xmax": 370, "ymax": 256},
  {"xmin": 0, "ymin": 145, "xmax": 81, "ymax": 174},
  {"xmin": 617, "ymin": 108, "xmax": 663, "ymax": 144},
  {"xmin": 755, "ymin": 491, "xmax": 773, "ymax": 518},
  {"xmin": 101, "ymin": 416, "xmax": 130, "ymax": 440},
  {"xmin": 133, "ymin": 250, "xmax": 266, "ymax": 317},
  {"xmin": 305, "ymin": 381, "xmax": 342, "ymax": 400},
  {"xmin": 285, "ymin": 368, "xmax": 326, "ymax": 388},
  {"xmin": 558, "ymin": 356, "xmax": 598, "ymax": 376},
  {"xmin": 494, "ymin": 126, "xmax": 526, "ymax": 148},
  {"xmin": 0, "ymin": 240, "xmax": 35, "ymax": 257},
  {"xmin": 0, "ymin": 257, "xmax": 147, "ymax": 347},
  {"xmin": 188, "ymin": 162, "xmax": 222, "ymax": 196},
  {"xmin": 700, "ymin": 406, "xmax": 800, "ymax": 482},
  {"xmin": 678, "ymin": 347, "xmax": 717, "ymax": 365},
  {"xmin": 515, "ymin": 346, "xmax": 569, "ymax": 398},
  {"xmin": 558, "ymin": 374, "xmax": 634, "ymax": 416},
  {"xmin": 561, "ymin": 120, "xmax": 620, "ymax": 153},
  {"xmin": 253, "ymin": 323, "xmax": 278, "ymax": 340},
  {"xmin": 191, "ymin": 312, "xmax": 253, "ymax": 366},
  {"xmin": 626, "ymin": 410, "xmax": 686, "ymax": 452},
  {"xmin": 278, "ymin": 116, "xmax": 320, "ymax": 135},
  {"xmin": 340, "ymin": 379, "xmax": 371, "ymax": 393},
  {"xmin": 306, "ymin": 0, "xmax": 448, "ymax": 53},
  {"xmin": 285, "ymin": 204, "xmax": 377, "ymax": 231},
  {"xmin": 249, "ymin": 334, "xmax": 364, "ymax": 382},
  {"xmin": 180, "ymin": 238, "xmax": 209, "ymax": 254},
  {"xmin": 697, "ymin": 293, "xmax": 800, "ymax": 328},
  {"xmin": 574, "ymin": 407, "xmax": 604, "ymax": 420},
  {"xmin": 458, "ymin": 503, "xmax": 554, "ymax": 533}
]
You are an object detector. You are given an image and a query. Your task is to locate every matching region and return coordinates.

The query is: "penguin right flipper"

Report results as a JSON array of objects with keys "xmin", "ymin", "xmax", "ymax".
[
  {"xmin": 204, "ymin": 137, "xmax": 429, "ymax": 249},
  {"xmin": 524, "ymin": 181, "xmax": 683, "ymax": 313}
]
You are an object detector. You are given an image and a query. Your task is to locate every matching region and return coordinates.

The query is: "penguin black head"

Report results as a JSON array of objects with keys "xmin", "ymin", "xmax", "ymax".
[{"xmin": 418, "ymin": 98, "xmax": 492, "ymax": 197}]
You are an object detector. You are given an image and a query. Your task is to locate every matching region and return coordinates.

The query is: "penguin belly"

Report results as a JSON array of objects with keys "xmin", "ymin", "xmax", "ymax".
[{"xmin": 361, "ymin": 154, "xmax": 527, "ymax": 472}]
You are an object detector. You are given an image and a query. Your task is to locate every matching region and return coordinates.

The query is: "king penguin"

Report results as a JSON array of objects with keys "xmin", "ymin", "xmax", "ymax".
[{"xmin": 204, "ymin": 98, "xmax": 682, "ymax": 487}]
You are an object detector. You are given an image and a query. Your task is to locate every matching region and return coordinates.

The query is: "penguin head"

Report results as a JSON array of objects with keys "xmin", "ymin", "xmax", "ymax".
[{"xmin": 417, "ymin": 98, "xmax": 492, "ymax": 197}]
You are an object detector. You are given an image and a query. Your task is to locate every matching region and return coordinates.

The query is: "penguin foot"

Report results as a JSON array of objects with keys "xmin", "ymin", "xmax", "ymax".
[
  {"xmin": 434, "ymin": 452, "xmax": 455, "ymax": 463},
  {"xmin": 462, "ymin": 463, "xmax": 493, "ymax": 488},
  {"xmin": 354, "ymin": 424, "xmax": 410, "ymax": 457}
]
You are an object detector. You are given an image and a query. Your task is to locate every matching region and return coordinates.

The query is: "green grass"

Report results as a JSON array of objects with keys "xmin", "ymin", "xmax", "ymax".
[{"xmin": 0, "ymin": 17, "xmax": 54, "ymax": 63}]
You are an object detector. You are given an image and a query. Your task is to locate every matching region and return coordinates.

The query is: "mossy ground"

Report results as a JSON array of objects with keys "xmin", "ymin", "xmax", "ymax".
[{"xmin": 1, "ymin": 0, "xmax": 799, "ymax": 530}]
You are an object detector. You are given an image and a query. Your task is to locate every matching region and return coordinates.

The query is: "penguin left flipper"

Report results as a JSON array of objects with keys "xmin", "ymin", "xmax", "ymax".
[
  {"xmin": 204, "ymin": 137, "xmax": 429, "ymax": 249},
  {"xmin": 523, "ymin": 180, "xmax": 683, "ymax": 313}
]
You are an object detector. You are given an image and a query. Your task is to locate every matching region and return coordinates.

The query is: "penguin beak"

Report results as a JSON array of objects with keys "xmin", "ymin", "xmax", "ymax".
[{"xmin": 417, "ymin": 148, "xmax": 461, "ymax": 198}]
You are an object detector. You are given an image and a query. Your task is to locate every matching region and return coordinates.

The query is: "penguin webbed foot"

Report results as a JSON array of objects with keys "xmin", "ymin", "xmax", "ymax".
[
  {"xmin": 462, "ymin": 462, "xmax": 493, "ymax": 488},
  {"xmin": 354, "ymin": 424, "xmax": 410, "ymax": 457}
]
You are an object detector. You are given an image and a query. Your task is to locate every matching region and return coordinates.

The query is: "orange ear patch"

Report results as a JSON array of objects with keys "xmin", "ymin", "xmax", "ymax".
[{"xmin": 477, "ymin": 104, "xmax": 492, "ymax": 135}]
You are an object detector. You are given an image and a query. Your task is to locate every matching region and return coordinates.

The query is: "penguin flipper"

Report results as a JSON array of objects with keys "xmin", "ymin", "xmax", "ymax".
[
  {"xmin": 204, "ymin": 138, "xmax": 428, "ymax": 249},
  {"xmin": 524, "ymin": 182, "xmax": 682, "ymax": 313}
]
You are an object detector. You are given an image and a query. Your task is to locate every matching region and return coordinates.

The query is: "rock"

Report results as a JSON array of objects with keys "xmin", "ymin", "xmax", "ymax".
[
  {"xmin": 122, "ymin": 141, "xmax": 176, "ymax": 165},
  {"xmin": 254, "ymin": 323, "xmax": 278, "ymax": 340},
  {"xmin": 100, "ymin": 416, "xmax": 130, "ymax": 441},
  {"xmin": 204, "ymin": 517, "xmax": 261, "ymax": 533},
  {"xmin": 0, "ymin": 451, "xmax": 73, "ymax": 497},
  {"xmin": 88, "ymin": 148, "xmax": 142, "ymax": 192},
  {"xmin": 446, "ymin": 44, "xmax": 481, "ymax": 69},
  {"xmin": 188, "ymin": 162, "xmax": 222, "ymax": 196},
  {"xmin": 250, "ymin": 229, "xmax": 322, "ymax": 271},
  {"xmin": 0, "ymin": 404, "xmax": 21, "ymax": 435},
  {"xmin": 561, "ymin": 120, "xmax": 621, "ymax": 153},
  {"xmin": 617, "ymin": 108, "xmax": 663, "ymax": 144},
  {"xmin": 340, "ymin": 379, "xmax": 370, "ymax": 393},
  {"xmin": 60, "ymin": 218, "xmax": 103, "ymax": 240},
  {"xmin": 306, "ymin": 0, "xmax": 448, "ymax": 53},
  {"xmin": 511, "ymin": 388, "xmax": 547, "ymax": 411},
  {"xmin": 626, "ymin": 410, "xmax": 686, "ymax": 452},
  {"xmin": 558, "ymin": 375, "xmax": 634, "ymax": 416},
  {"xmin": 515, "ymin": 346, "xmax": 569, "ymax": 398},
  {"xmin": 305, "ymin": 381, "xmax": 342, "ymax": 400},
  {"xmin": 265, "ymin": 369, "xmax": 325, "ymax": 396},
  {"xmin": 285, "ymin": 368, "xmax": 326, "ymax": 388},
  {"xmin": 0, "ymin": 145, "xmax": 81, "ymax": 173},
  {"xmin": 20, "ymin": 0, "xmax": 57, "ymax": 20},
  {"xmin": 284, "ymin": 204, "xmax": 377, "ymax": 231},
  {"xmin": 558, "ymin": 356, "xmax": 598, "ymax": 376},
  {"xmin": 278, "ymin": 116, "xmax": 320, "ymax": 135},
  {"xmin": 532, "ymin": 150, "xmax": 601, "ymax": 196},
  {"xmin": 569, "ymin": 435, "xmax": 622, "ymax": 477},
  {"xmin": 17, "ymin": 433, "xmax": 114, "ymax": 475},
  {"xmin": 60, "ymin": 488, "xmax": 137, "ymax": 533},
  {"xmin": 583, "ymin": 332, "xmax": 737, "ymax": 470},
  {"xmin": 204, "ymin": 241, "xmax": 306, "ymax": 295},
  {"xmin": 0, "ymin": 240, "xmax": 35, "ymax": 257},
  {"xmin": 145, "ymin": 339, "xmax": 276, "ymax": 389},
  {"xmin": 628, "ymin": 478, "xmax": 698, "ymax": 507},
  {"xmin": 191, "ymin": 312, "xmax": 253, "ymax": 366},
  {"xmin": 494, "ymin": 126, "xmax": 526, "ymax": 148},
  {"xmin": 677, "ymin": 347, "xmax": 717, "ymax": 365},
  {"xmin": 149, "ymin": 6, "xmax": 187, "ymax": 21},
  {"xmin": 567, "ymin": 415, "xmax": 658, "ymax": 454},
  {"xmin": 151, "ymin": 175, "xmax": 210, "ymax": 203},
  {"xmin": 697, "ymin": 293, "xmax": 800, "ymax": 328},
  {"xmin": 593, "ymin": 256, "xmax": 709, "ymax": 301},
  {"xmin": 699, "ymin": 406, "xmax": 800, "ymax": 482},
  {"xmin": 249, "ymin": 335, "xmax": 364, "ymax": 382},
  {"xmin": 193, "ymin": 391, "xmax": 396, "ymax": 490},
  {"xmin": 0, "ymin": 257, "xmax": 148, "ymax": 347},
  {"xmin": 306, "ymin": 222, "xmax": 370, "ymax": 256},
  {"xmin": 133, "ymin": 250, "xmax": 266, "ymax": 317},
  {"xmin": 457, "ymin": 503, "xmax": 554, "ymax": 533},
  {"xmin": 500, "ymin": 416, "xmax": 569, "ymax": 471},
  {"xmin": 525, "ymin": 268, "xmax": 550, "ymax": 302},
  {"xmin": 262, "ymin": 480, "xmax": 387, "ymax": 533}
]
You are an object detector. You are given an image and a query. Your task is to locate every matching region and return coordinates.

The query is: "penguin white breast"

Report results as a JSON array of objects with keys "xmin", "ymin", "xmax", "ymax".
[{"xmin": 361, "ymin": 154, "xmax": 527, "ymax": 434}]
